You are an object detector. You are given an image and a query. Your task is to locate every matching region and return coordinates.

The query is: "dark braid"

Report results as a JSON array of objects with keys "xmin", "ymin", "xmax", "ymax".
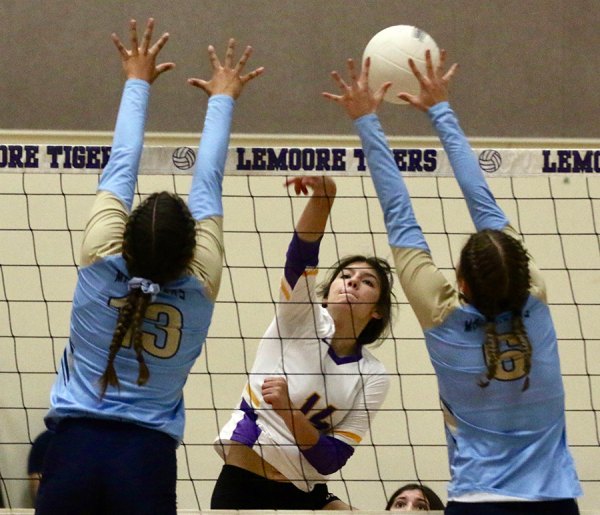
[
  {"xmin": 460, "ymin": 229, "xmax": 532, "ymax": 390},
  {"xmin": 100, "ymin": 291, "xmax": 138, "ymax": 396},
  {"xmin": 130, "ymin": 292, "xmax": 151, "ymax": 386},
  {"xmin": 512, "ymin": 314, "xmax": 532, "ymax": 391},
  {"xmin": 123, "ymin": 192, "xmax": 196, "ymax": 284},
  {"xmin": 478, "ymin": 322, "xmax": 500, "ymax": 388},
  {"xmin": 99, "ymin": 192, "xmax": 196, "ymax": 397}
]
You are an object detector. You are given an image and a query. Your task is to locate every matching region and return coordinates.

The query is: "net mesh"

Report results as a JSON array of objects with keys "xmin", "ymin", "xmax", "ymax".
[{"xmin": 0, "ymin": 157, "xmax": 599, "ymax": 510}]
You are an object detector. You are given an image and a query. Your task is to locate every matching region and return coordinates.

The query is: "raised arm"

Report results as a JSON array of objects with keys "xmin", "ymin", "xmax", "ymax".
[
  {"xmin": 187, "ymin": 39, "xmax": 264, "ymax": 221},
  {"xmin": 323, "ymin": 58, "xmax": 457, "ymax": 331},
  {"xmin": 399, "ymin": 50, "xmax": 508, "ymax": 231},
  {"xmin": 322, "ymin": 58, "xmax": 428, "ymax": 252},
  {"xmin": 81, "ymin": 19, "xmax": 174, "ymax": 266},
  {"xmin": 283, "ymin": 176, "xmax": 336, "ymax": 289},
  {"xmin": 98, "ymin": 18, "xmax": 174, "ymax": 208},
  {"xmin": 184, "ymin": 40, "xmax": 263, "ymax": 300}
]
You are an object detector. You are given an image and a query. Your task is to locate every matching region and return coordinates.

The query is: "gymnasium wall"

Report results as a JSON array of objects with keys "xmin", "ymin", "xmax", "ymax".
[{"xmin": 1, "ymin": 0, "xmax": 600, "ymax": 138}]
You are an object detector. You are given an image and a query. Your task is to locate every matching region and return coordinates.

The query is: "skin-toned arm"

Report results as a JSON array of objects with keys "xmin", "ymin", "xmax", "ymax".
[
  {"xmin": 286, "ymin": 176, "xmax": 337, "ymax": 242},
  {"xmin": 261, "ymin": 376, "xmax": 319, "ymax": 449}
]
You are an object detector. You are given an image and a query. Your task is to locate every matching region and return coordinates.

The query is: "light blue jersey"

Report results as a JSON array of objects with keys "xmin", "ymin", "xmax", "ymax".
[
  {"xmin": 354, "ymin": 103, "xmax": 581, "ymax": 501},
  {"xmin": 46, "ymin": 80, "xmax": 234, "ymax": 442}
]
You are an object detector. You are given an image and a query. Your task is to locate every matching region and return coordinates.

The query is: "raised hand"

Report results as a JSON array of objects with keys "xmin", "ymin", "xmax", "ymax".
[
  {"xmin": 397, "ymin": 49, "xmax": 459, "ymax": 111},
  {"xmin": 111, "ymin": 18, "xmax": 175, "ymax": 84},
  {"xmin": 284, "ymin": 175, "xmax": 336, "ymax": 199},
  {"xmin": 322, "ymin": 57, "xmax": 391, "ymax": 119},
  {"xmin": 188, "ymin": 38, "xmax": 264, "ymax": 99}
]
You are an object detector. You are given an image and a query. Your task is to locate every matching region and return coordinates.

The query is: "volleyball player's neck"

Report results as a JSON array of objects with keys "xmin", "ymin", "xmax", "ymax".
[{"xmin": 330, "ymin": 333, "xmax": 359, "ymax": 357}]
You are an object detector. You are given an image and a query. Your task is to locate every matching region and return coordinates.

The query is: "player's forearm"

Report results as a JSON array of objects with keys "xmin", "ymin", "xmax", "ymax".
[
  {"xmin": 295, "ymin": 188, "xmax": 336, "ymax": 242},
  {"xmin": 428, "ymin": 101, "xmax": 508, "ymax": 231},
  {"xmin": 98, "ymin": 79, "xmax": 150, "ymax": 209},
  {"xmin": 188, "ymin": 95, "xmax": 235, "ymax": 220},
  {"xmin": 278, "ymin": 408, "xmax": 320, "ymax": 449},
  {"xmin": 354, "ymin": 112, "xmax": 429, "ymax": 251}
]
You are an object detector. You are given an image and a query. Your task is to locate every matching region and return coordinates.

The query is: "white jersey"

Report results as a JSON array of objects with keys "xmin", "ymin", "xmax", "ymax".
[{"xmin": 215, "ymin": 268, "xmax": 389, "ymax": 492}]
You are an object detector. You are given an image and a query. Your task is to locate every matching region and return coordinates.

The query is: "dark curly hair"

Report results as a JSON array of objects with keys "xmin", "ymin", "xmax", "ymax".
[{"xmin": 99, "ymin": 192, "xmax": 197, "ymax": 396}]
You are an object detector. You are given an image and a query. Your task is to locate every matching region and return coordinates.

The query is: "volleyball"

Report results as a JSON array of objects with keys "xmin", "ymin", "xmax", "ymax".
[{"xmin": 363, "ymin": 25, "xmax": 440, "ymax": 104}]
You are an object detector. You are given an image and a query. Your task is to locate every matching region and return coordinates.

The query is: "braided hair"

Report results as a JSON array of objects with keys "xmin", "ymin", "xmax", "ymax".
[
  {"xmin": 458, "ymin": 229, "xmax": 532, "ymax": 391},
  {"xmin": 99, "ymin": 192, "xmax": 197, "ymax": 396}
]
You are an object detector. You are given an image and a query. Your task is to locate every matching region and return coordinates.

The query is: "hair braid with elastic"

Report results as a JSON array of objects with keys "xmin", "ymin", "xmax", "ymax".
[
  {"xmin": 479, "ymin": 322, "xmax": 500, "ymax": 388},
  {"xmin": 99, "ymin": 291, "xmax": 137, "ymax": 396},
  {"xmin": 460, "ymin": 230, "xmax": 532, "ymax": 389},
  {"xmin": 99, "ymin": 191, "xmax": 196, "ymax": 396},
  {"xmin": 130, "ymin": 292, "xmax": 151, "ymax": 386}
]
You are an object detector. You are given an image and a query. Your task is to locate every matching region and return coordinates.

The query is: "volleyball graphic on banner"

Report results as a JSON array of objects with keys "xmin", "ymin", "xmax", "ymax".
[
  {"xmin": 172, "ymin": 147, "xmax": 196, "ymax": 170},
  {"xmin": 478, "ymin": 149, "xmax": 502, "ymax": 173}
]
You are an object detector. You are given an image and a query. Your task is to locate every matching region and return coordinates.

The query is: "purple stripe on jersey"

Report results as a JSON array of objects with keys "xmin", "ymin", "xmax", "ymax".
[
  {"xmin": 326, "ymin": 342, "xmax": 363, "ymax": 364},
  {"xmin": 301, "ymin": 434, "xmax": 354, "ymax": 475},
  {"xmin": 230, "ymin": 398, "xmax": 261, "ymax": 447},
  {"xmin": 284, "ymin": 231, "xmax": 321, "ymax": 289}
]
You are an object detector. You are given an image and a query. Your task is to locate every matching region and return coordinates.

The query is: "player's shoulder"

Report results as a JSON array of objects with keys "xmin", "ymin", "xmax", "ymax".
[{"xmin": 360, "ymin": 346, "xmax": 388, "ymax": 374}]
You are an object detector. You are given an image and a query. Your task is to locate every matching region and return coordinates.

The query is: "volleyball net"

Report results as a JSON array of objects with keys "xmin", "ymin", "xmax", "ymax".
[{"xmin": 0, "ymin": 143, "xmax": 598, "ymax": 510}]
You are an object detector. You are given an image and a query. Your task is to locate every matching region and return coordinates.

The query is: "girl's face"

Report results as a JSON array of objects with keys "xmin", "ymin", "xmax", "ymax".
[
  {"xmin": 390, "ymin": 488, "xmax": 430, "ymax": 511},
  {"xmin": 325, "ymin": 261, "xmax": 382, "ymax": 324}
]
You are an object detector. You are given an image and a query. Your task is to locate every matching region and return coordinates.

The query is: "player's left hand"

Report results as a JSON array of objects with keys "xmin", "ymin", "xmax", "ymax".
[
  {"xmin": 398, "ymin": 49, "xmax": 458, "ymax": 111},
  {"xmin": 322, "ymin": 57, "xmax": 391, "ymax": 119}
]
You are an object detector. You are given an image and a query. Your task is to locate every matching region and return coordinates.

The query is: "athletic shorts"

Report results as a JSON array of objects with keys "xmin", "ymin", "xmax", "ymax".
[
  {"xmin": 35, "ymin": 417, "xmax": 177, "ymax": 515},
  {"xmin": 445, "ymin": 498, "xmax": 580, "ymax": 515},
  {"xmin": 211, "ymin": 463, "xmax": 340, "ymax": 510}
]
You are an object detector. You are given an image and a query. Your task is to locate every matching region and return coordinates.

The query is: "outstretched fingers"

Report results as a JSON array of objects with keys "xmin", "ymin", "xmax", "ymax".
[
  {"xmin": 241, "ymin": 65, "xmax": 265, "ymax": 85},
  {"xmin": 129, "ymin": 19, "xmax": 139, "ymax": 56},
  {"xmin": 149, "ymin": 31, "xmax": 170, "ymax": 56},
  {"xmin": 346, "ymin": 58, "xmax": 359, "ymax": 84},
  {"xmin": 224, "ymin": 38, "xmax": 235, "ymax": 69},
  {"xmin": 408, "ymin": 57, "xmax": 426, "ymax": 85},
  {"xmin": 139, "ymin": 18, "xmax": 154, "ymax": 54},
  {"xmin": 236, "ymin": 46, "xmax": 265, "ymax": 84},
  {"xmin": 207, "ymin": 44, "xmax": 220, "ymax": 70},
  {"xmin": 435, "ymin": 48, "xmax": 447, "ymax": 77},
  {"xmin": 187, "ymin": 77, "xmax": 209, "ymax": 93},
  {"xmin": 321, "ymin": 71, "xmax": 347, "ymax": 103},
  {"xmin": 113, "ymin": 17, "xmax": 174, "ymax": 83},
  {"xmin": 111, "ymin": 33, "xmax": 129, "ymax": 58}
]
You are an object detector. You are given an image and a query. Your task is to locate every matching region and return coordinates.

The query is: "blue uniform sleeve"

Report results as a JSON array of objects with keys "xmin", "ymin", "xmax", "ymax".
[
  {"xmin": 97, "ymin": 79, "xmax": 150, "ymax": 209},
  {"xmin": 428, "ymin": 101, "xmax": 509, "ymax": 231},
  {"xmin": 189, "ymin": 94, "xmax": 235, "ymax": 220},
  {"xmin": 354, "ymin": 113, "xmax": 429, "ymax": 252}
]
